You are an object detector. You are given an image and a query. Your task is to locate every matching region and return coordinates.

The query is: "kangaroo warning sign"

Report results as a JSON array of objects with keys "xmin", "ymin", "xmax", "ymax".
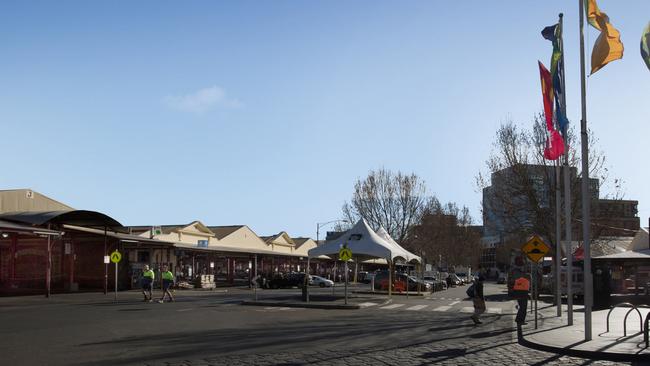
[{"xmin": 521, "ymin": 235, "xmax": 550, "ymax": 263}]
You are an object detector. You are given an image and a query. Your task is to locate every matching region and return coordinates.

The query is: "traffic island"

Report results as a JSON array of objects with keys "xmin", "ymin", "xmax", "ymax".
[{"xmin": 518, "ymin": 304, "xmax": 650, "ymax": 363}]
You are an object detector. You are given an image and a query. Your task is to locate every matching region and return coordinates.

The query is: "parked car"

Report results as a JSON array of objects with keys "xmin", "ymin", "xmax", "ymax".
[
  {"xmin": 447, "ymin": 273, "xmax": 463, "ymax": 287},
  {"xmin": 456, "ymin": 273, "xmax": 468, "ymax": 284},
  {"xmin": 309, "ymin": 275, "xmax": 334, "ymax": 287},
  {"xmin": 364, "ymin": 272, "xmax": 376, "ymax": 284},
  {"xmin": 373, "ymin": 271, "xmax": 431, "ymax": 292},
  {"xmin": 267, "ymin": 272, "xmax": 307, "ymax": 289},
  {"xmin": 423, "ymin": 276, "xmax": 447, "ymax": 292}
]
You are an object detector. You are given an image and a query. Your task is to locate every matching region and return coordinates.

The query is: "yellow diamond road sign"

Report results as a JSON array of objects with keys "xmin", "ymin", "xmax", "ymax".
[
  {"xmin": 339, "ymin": 247, "xmax": 352, "ymax": 261},
  {"xmin": 110, "ymin": 250, "xmax": 122, "ymax": 264},
  {"xmin": 521, "ymin": 235, "xmax": 550, "ymax": 263}
]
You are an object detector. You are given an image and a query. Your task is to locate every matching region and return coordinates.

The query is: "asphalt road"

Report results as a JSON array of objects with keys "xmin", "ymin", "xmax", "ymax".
[{"xmin": 0, "ymin": 283, "xmax": 630, "ymax": 366}]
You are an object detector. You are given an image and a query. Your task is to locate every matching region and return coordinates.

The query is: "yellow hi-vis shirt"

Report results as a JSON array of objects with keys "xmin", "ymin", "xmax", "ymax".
[
  {"xmin": 162, "ymin": 271, "xmax": 174, "ymax": 281},
  {"xmin": 143, "ymin": 269, "xmax": 155, "ymax": 280}
]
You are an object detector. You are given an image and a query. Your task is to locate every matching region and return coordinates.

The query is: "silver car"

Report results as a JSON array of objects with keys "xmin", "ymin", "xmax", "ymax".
[{"xmin": 309, "ymin": 275, "xmax": 334, "ymax": 287}]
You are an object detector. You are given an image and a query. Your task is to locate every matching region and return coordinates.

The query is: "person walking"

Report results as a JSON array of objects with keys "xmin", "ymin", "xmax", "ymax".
[
  {"xmin": 141, "ymin": 264, "xmax": 155, "ymax": 302},
  {"xmin": 158, "ymin": 264, "xmax": 175, "ymax": 303},
  {"xmin": 512, "ymin": 270, "xmax": 531, "ymax": 326},
  {"xmin": 470, "ymin": 274, "xmax": 486, "ymax": 325}
]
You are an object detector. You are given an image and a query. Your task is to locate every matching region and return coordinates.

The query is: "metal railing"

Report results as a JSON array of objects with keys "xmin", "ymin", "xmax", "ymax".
[{"xmin": 605, "ymin": 302, "xmax": 642, "ymax": 338}]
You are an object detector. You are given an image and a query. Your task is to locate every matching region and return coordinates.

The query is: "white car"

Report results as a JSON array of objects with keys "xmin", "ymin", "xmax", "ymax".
[{"xmin": 309, "ymin": 275, "xmax": 334, "ymax": 287}]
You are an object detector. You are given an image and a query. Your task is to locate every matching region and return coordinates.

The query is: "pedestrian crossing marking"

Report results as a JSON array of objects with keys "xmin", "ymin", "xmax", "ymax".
[
  {"xmin": 460, "ymin": 307, "xmax": 474, "ymax": 313},
  {"xmin": 487, "ymin": 308, "xmax": 502, "ymax": 314},
  {"xmin": 406, "ymin": 305, "xmax": 428, "ymax": 311},
  {"xmin": 262, "ymin": 307, "xmax": 292, "ymax": 311},
  {"xmin": 432, "ymin": 306, "xmax": 451, "ymax": 312},
  {"xmin": 358, "ymin": 302, "xmax": 379, "ymax": 308},
  {"xmin": 380, "ymin": 303, "xmax": 405, "ymax": 310},
  {"xmin": 448, "ymin": 301, "xmax": 460, "ymax": 306}
]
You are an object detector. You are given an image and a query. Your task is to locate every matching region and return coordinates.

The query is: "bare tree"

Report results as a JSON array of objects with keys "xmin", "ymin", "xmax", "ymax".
[
  {"xmin": 476, "ymin": 115, "xmax": 623, "ymax": 267},
  {"xmin": 406, "ymin": 202, "xmax": 482, "ymax": 269},
  {"xmin": 341, "ymin": 168, "xmax": 428, "ymax": 243}
]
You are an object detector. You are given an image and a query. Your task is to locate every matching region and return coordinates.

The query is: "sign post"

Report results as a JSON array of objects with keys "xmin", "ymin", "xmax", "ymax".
[
  {"xmin": 110, "ymin": 250, "xmax": 122, "ymax": 302},
  {"xmin": 522, "ymin": 235, "xmax": 550, "ymax": 330},
  {"xmin": 339, "ymin": 245, "xmax": 352, "ymax": 305}
]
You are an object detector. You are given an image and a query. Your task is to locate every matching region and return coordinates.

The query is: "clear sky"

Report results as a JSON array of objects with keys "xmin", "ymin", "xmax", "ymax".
[{"xmin": 1, "ymin": 1, "xmax": 648, "ymax": 238}]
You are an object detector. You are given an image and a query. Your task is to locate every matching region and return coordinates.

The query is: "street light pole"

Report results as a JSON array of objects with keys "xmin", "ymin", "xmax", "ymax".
[{"xmin": 316, "ymin": 219, "xmax": 349, "ymax": 281}]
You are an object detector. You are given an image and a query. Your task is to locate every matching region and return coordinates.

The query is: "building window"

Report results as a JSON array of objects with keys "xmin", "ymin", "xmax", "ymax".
[{"xmin": 137, "ymin": 251, "xmax": 150, "ymax": 263}]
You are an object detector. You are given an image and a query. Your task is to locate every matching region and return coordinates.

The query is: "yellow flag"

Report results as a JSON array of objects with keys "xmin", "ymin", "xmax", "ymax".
[{"xmin": 585, "ymin": 0, "xmax": 624, "ymax": 74}]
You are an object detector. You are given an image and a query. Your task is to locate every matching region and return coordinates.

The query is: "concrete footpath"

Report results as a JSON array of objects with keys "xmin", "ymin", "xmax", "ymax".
[{"xmin": 520, "ymin": 303, "xmax": 650, "ymax": 362}]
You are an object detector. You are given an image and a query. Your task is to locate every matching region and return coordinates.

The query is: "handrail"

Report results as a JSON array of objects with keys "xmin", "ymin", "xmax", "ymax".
[
  {"xmin": 622, "ymin": 307, "xmax": 643, "ymax": 337},
  {"xmin": 606, "ymin": 302, "xmax": 642, "ymax": 336}
]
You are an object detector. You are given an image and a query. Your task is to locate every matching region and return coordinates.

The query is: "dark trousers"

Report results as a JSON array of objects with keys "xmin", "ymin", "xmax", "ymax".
[{"xmin": 515, "ymin": 297, "xmax": 528, "ymax": 324}]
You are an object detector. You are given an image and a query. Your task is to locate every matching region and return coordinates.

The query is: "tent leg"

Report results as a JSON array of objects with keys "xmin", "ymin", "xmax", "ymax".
[
  {"xmin": 306, "ymin": 257, "xmax": 310, "ymax": 303},
  {"xmin": 388, "ymin": 261, "xmax": 392, "ymax": 298}
]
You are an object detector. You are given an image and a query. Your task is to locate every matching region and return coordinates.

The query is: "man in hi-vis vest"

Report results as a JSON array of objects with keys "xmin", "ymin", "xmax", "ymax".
[{"xmin": 512, "ymin": 269, "xmax": 531, "ymax": 326}]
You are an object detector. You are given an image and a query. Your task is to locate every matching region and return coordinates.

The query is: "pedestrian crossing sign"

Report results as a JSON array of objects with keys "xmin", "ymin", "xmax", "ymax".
[
  {"xmin": 521, "ymin": 235, "xmax": 549, "ymax": 263},
  {"xmin": 339, "ymin": 246, "xmax": 352, "ymax": 261},
  {"xmin": 110, "ymin": 250, "xmax": 122, "ymax": 263}
]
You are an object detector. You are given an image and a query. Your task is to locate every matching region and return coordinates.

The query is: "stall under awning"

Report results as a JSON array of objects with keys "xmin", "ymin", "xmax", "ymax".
[
  {"xmin": 173, "ymin": 242, "xmax": 307, "ymax": 257},
  {"xmin": 62, "ymin": 224, "xmax": 174, "ymax": 246},
  {"xmin": 0, "ymin": 219, "xmax": 62, "ymax": 236}
]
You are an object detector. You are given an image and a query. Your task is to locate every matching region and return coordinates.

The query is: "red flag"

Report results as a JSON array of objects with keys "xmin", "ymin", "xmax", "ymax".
[
  {"xmin": 538, "ymin": 61, "xmax": 554, "ymax": 131},
  {"xmin": 543, "ymin": 130, "xmax": 565, "ymax": 160}
]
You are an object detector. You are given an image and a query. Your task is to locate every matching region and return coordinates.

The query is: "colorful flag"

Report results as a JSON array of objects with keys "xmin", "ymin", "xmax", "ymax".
[
  {"xmin": 543, "ymin": 130, "xmax": 565, "ymax": 161},
  {"xmin": 541, "ymin": 23, "xmax": 569, "ymax": 133},
  {"xmin": 584, "ymin": 0, "xmax": 624, "ymax": 74},
  {"xmin": 642, "ymin": 22, "xmax": 650, "ymax": 71},
  {"xmin": 538, "ymin": 61, "xmax": 554, "ymax": 131}
]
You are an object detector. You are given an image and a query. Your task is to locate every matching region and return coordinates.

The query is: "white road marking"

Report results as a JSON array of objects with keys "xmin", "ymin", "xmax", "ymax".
[
  {"xmin": 460, "ymin": 307, "xmax": 474, "ymax": 313},
  {"xmin": 487, "ymin": 308, "xmax": 502, "ymax": 314},
  {"xmin": 263, "ymin": 307, "xmax": 292, "ymax": 311},
  {"xmin": 358, "ymin": 302, "xmax": 379, "ymax": 308},
  {"xmin": 380, "ymin": 303, "xmax": 405, "ymax": 310},
  {"xmin": 177, "ymin": 308, "xmax": 194, "ymax": 312},
  {"xmin": 448, "ymin": 301, "xmax": 460, "ymax": 306},
  {"xmin": 432, "ymin": 306, "xmax": 451, "ymax": 312},
  {"xmin": 406, "ymin": 305, "xmax": 428, "ymax": 311}
]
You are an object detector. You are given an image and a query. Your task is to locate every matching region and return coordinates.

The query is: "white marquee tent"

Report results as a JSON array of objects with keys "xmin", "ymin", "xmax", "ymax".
[
  {"xmin": 308, "ymin": 219, "xmax": 411, "ymax": 298},
  {"xmin": 375, "ymin": 227, "xmax": 421, "ymax": 264}
]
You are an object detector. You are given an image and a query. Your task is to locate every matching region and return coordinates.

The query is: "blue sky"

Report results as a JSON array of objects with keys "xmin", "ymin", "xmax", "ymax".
[{"xmin": 1, "ymin": 1, "xmax": 648, "ymax": 238}]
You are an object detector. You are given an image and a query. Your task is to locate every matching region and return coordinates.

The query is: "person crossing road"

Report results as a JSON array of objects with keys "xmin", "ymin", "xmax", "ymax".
[
  {"xmin": 470, "ymin": 274, "xmax": 486, "ymax": 325},
  {"xmin": 512, "ymin": 270, "xmax": 531, "ymax": 326},
  {"xmin": 141, "ymin": 264, "xmax": 155, "ymax": 302},
  {"xmin": 158, "ymin": 264, "xmax": 175, "ymax": 303}
]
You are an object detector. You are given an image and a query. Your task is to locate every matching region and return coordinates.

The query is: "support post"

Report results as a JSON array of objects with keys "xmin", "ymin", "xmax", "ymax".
[
  {"xmin": 344, "ymin": 260, "xmax": 348, "ymax": 305},
  {"xmin": 103, "ymin": 226, "xmax": 108, "ymax": 295},
  {"xmin": 46, "ymin": 225, "xmax": 52, "ymax": 298},
  {"xmin": 306, "ymin": 257, "xmax": 310, "ymax": 303},
  {"xmin": 388, "ymin": 260, "xmax": 392, "ymax": 298}
]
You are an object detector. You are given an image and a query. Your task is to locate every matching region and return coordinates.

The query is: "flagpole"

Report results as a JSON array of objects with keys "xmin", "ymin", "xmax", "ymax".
[
  {"xmin": 578, "ymin": 0, "xmax": 593, "ymax": 341},
  {"xmin": 559, "ymin": 12, "xmax": 573, "ymax": 326},
  {"xmin": 555, "ymin": 156, "xmax": 561, "ymax": 317}
]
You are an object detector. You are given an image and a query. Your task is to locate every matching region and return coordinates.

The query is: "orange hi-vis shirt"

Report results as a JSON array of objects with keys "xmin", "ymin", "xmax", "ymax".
[{"xmin": 513, "ymin": 277, "xmax": 530, "ymax": 292}]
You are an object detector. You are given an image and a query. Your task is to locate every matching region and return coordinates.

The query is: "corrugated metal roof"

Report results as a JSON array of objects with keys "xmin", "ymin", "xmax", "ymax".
[
  {"xmin": 0, "ymin": 210, "xmax": 122, "ymax": 229},
  {"xmin": 0, "ymin": 220, "xmax": 62, "ymax": 236}
]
